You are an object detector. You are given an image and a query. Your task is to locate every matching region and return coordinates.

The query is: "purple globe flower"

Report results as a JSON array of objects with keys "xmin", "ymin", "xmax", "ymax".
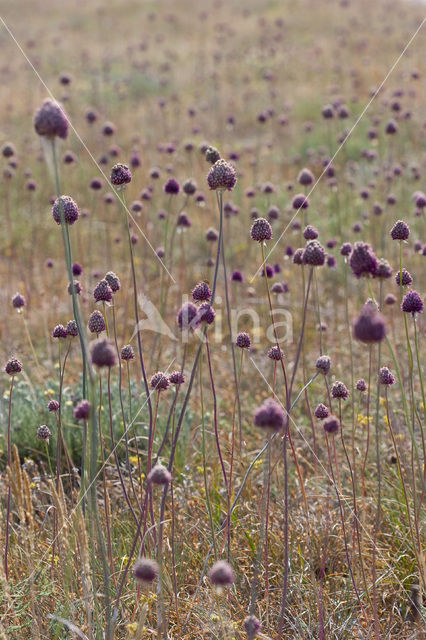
[
  {"xmin": 323, "ymin": 415, "xmax": 340, "ymax": 434},
  {"xmin": 349, "ymin": 242, "xmax": 378, "ymax": 278},
  {"xmin": 52, "ymin": 324, "xmax": 68, "ymax": 339},
  {"xmin": 254, "ymin": 398, "xmax": 285, "ymax": 432},
  {"xmin": 207, "ymin": 159, "xmax": 237, "ymax": 191},
  {"xmin": 303, "ymin": 225, "xmax": 319, "ymax": 240},
  {"xmin": 244, "ymin": 615, "xmax": 261, "ymax": 638},
  {"xmin": 5, "ymin": 358, "xmax": 23, "ymax": 375},
  {"xmin": 110, "ymin": 163, "xmax": 132, "ymax": 186},
  {"xmin": 315, "ymin": 403, "xmax": 329, "ymax": 419},
  {"xmin": 298, "ymin": 168, "xmax": 314, "ymax": 186},
  {"xmin": 375, "ymin": 259, "xmax": 393, "ymax": 280},
  {"xmin": 52, "ymin": 196, "xmax": 79, "ymax": 225},
  {"xmin": 34, "ymin": 98, "xmax": 69, "ymax": 139},
  {"xmin": 182, "ymin": 179, "xmax": 197, "ymax": 195},
  {"xmin": 88, "ymin": 310, "xmax": 106, "ymax": 334},
  {"xmin": 206, "ymin": 227, "xmax": 219, "ymax": 242},
  {"xmin": 104, "ymin": 271, "xmax": 121, "ymax": 292},
  {"xmin": 315, "ymin": 355, "xmax": 331, "ymax": 375},
  {"xmin": 353, "ymin": 303, "xmax": 387, "ymax": 343},
  {"xmin": 192, "ymin": 281, "xmax": 212, "ymax": 302},
  {"xmin": 148, "ymin": 464, "xmax": 172, "ymax": 485},
  {"xmin": 208, "ymin": 560, "xmax": 234, "ymax": 586},
  {"xmin": 72, "ymin": 262, "xmax": 83, "ymax": 276},
  {"xmin": 385, "ymin": 294, "xmax": 396, "ymax": 305},
  {"xmin": 94, "ymin": 279, "xmax": 113, "ymax": 303},
  {"xmin": 198, "ymin": 303, "xmax": 215, "ymax": 324},
  {"xmin": 293, "ymin": 248, "xmax": 305, "ymax": 265},
  {"xmin": 169, "ymin": 370, "xmax": 185, "ymax": 385},
  {"xmin": 378, "ymin": 367, "xmax": 395, "ymax": 385},
  {"xmin": 121, "ymin": 345, "xmax": 135, "ymax": 361},
  {"xmin": 390, "ymin": 220, "xmax": 410, "ymax": 241},
  {"xmin": 68, "ymin": 280, "xmax": 82, "ymax": 296},
  {"xmin": 292, "ymin": 193, "xmax": 309, "ymax": 210},
  {"xmin": 331, "ymin": 381, "xmax": 349, "ymax": 400},
  {"xmin": 37, "ymin": 425, "xmax": 51, "ymax": 441},
  {"xmin": 163, "ymin": 178, "xmax": 180, "ymax": 195},
  {"xmin": 48, "ymin": 399, "xmax": 60, "ymax": 412},
  {"xmin": 205, "ymin": 146, "xmax": 221, "ymax": 164},
  {"xmin": 91, "ymin": 339, "xmax": 117, "ymax": 368},
  {"xmin": 231, "ymin": 270, "xmax": 243, "ymax": 282},
  {"xmin": 236, "ymin": 332, "xmax": 251, "ymax": 349},
  {"xmin": 401, "ymin": 290, "xmax": 423, "ymax": 315},
  {"xmin": 74, "ymin": 400, "xmax": 91, "ymax": 420},
  {"xmin": 303, "ymin": 240, "xmax": 326, "ymax": 266},
  {"xmin": 150, "ymin": 371, "xmax": 170, "ymax": 391},
  {"xmin": 395, "ymin": 269, "xmax": 412, "ymax": 287},
  {"xmin": 66, "ymin": 320, "xmax": 78, "ymax": 337},
  {"xmin": 177, "ymin": 302, "xmax": 199, "ymax": 331},
  {"xmin": 250, "ymin": 218, "xmax": 272, "ymax": 242},
  {"xmin": 356, "ymin": 379, "xmax": 367, "ymax": 392},
  {"xmin": 133, "ymin": 558, "xmax": 159, "ymax": 584},
  {"xmin": 267, "ymin": 346, "xmax": 284, "ymax": 361},
  {"xmin": 12, "ymin": 293, "xmax": 25, "ymax": 309}
]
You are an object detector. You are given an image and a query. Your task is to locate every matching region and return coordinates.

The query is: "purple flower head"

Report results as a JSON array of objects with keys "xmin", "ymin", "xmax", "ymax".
[
  {"xmin": 236, "ymin": 332, "xmax": 251, "ymax": 349},
  {"xmin": 72, "ymin": 262, "xmax": 83, "ymax": 276},
  {"xmin": 110, "ymin": 163, "xmax": 132, "ymax": 186},
  {"xmin": 267, "ymin": 346, "xmax": 284, "ymax": 361},
  {"xmin": 5, "ymin": 358, "xmax": 23, "ymax": 375},
  {"xmin": 48, "ymin": 399, "xmax": 60, "ymax": 412},
  {"xmin": 207, "ymin": 159, "xmax": 237, "ymax": 191},
  {"xmin": 303, "ymin": 240, "xmax": 326, "ymax": 266},
  {"xmin": 94, "ymin": 279, "xmax": 113, "ymax": 303},
  {"xmin": 340, "ymin": 242, "xmax": 352, "ymax": 256},
  {"xmin": 182, "ymin": 178, "xmax": 197, "ymax": 195},
  {"xmin": 331, "ymin": 381, "xmax": 349, "ymax": 400},
  {"xmin": 375, "ymin": 259, "xmax": 393, "ymax": 280},
  {"xmin": 205, "ymin": 146, "xmax": 221, "ymax": 164},
  {"xmin": 37, "ymin": 425, "xmax": 51, "ymax": 441},
  {"xmin": 349, "ymin": 242, "xmax": 378, "ymax": 278},
  {"xmin": 401, "ymin": 290, "xmax": 423, "ymax": 315},
  {"xmin": 327, "ymin": 255, "xmax": 336, "ymax": 268},
  {"xmin": 177, "ymin": 212, "xmax": 191, "ymax": 227},
  {"xmin": 66, "ymin": 320, "xmax": 78, "ymax": 337},
  {"xmin": 244, "ymin": 615, "xmax": 261, "ymax": 638},
  {"xmin": 52, "ymin": 195, "xmax": 79, "ymax": 225},
  {"xmin": 198, "ymin": 303, "xmax": 215, "ymax": 324},
  {"xmin": 148, "ymin": 464, "xmax": 172, "ymax": 485},
  {"xmin": 231, "ymin": 270, "xmax": 243, "ymax": 282},
  {"xmin": 356, "ymin": 379, "xmax": 367, "ymax": 392},
  {"xmin": 104, "ymin": 271, "xmax": 120, "ymax": 292},
  {"xmin": 271, "ymin": 282, "xmax": 284, "ymax": 293},
  {"xmin": 12, "ymin": 293, "xmax": 25, "ymax": 309},
  {"xmin": 298, "ymin": 168, "xmax": 314, "ymax": 186},
  {"xmin": 395, "ymin": 269, "xmax": 412, "ymax": 287},
  {"xmin": 267, "ymin": 205, "xmax": 280, "ymax": 220},
  {"xmin": 303, "ymin": 225, "xmax": 319, "ymax": 240},
  {"xmin": 322, "ymin": 104, "xmax": 334, "ymax": 119},
  {"xmin": 34, "ymin": 98, "xmax": 69, "ymax": 139},
  {"xmin": 68, "ymin": 280, "xmax": 82, "ymax": 296},
  {"xmin": 262, "ymin": 264, "xmax": 274, "ymax": 278},
  {"xmin": 91, "ymin": 338, "xmax": 117, "ymax": 368},
  {"xmin": 208, "ymin": 560, "xmax": 234, "ymax": 586},
  {"xmin": 1, "ymin": 143, "xmax": 15, "ymax": 158},
  {"xmin": 169, "ymin": 370, "xmax": 185, "ymax": 385},
  {"xmin": 88, "ymin": 310, "xmax": 106, "ymax": 334},
  {"xmin": 254, "ymin": 398, "xmax": 285, "ymax": 432},
  {"xmin": 353, "ymin": 303, "xmax": 386, "ymax": 343},
  {"xmin": 192, "ymin": 281, "xmax": 212, "ymax": 302},
  {"xmin": 316, "ymin": 355, "xmax": 331, "ymax": 375},
  {"xmin": 250, "ymin": 217, "xmax": 272, "ymax": 242},
  {"xmin": 293, "ymin": 248, "xmax": 305, "ymax": 265},
  {"xmin": 385, "ymin": 119, "xmax": 398, "ymax": 135},
  {"xmin": 390, "ymin": 220, "xmax": 410, "ymax": 241},
  {"xmin": 163, "ymin": 178, "xmax": 180, "ymax": 195},
  {"xmin": 121, "ymin": 345, "xmax": 135, "ymax": 361},
  {"xmin": 177, "ymin": 302, "xmax": 199, "ymax": 331},
  {"xmin": 90, "ymin": 177, "xmax": 103, "ymax": 190},
  {"xmin": 292, "ymin": 193, "xmax": 309, "ymax": 210},
  {"xmin": 74, "ymin": 399, "xmax": 91, "ymax": 420},
  {"xmin": 52, "ymin": 324, "xmax": 68, "ymax": 339},
  {"xmin": 323, "ymin": 415, "xmax": 340, "ymax": 434},
  {"xmin": 315, "ymin": 403, "xmax": 329, "ymax": 419},
  {"xmin": 150, "ymin": 371, "xmax": 170, "ymax": 391},
  {"xmin": 379, "ymin": 367, "xmax": 395, "ymax": 385},
  {"xmin": 385, "ymin": 294, "xmax": 396, "ymax": 305},
  {"xmin": 206, "ymin": 227, "xmax": 219, "ymax": 242},
  {"xmin": 133, "ymin": 558, "xmax": 159, "ymax": 584},
  {"xmin": 102, "ymin": 122, "xmax": 115, "ymax": 136}
]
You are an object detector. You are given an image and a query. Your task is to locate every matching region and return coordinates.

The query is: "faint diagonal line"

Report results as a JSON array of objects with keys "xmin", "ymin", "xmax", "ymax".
[
  {"xmin": 248, "ymin": 355, "xmax": 411, "ymax": 594},
  {"xmin": 251, "ymin": 17, "xmax": 426, "ymax": 282},
  {"xmin": 0, "ymin": 15, "xmax": 177, "ymax": 284}
]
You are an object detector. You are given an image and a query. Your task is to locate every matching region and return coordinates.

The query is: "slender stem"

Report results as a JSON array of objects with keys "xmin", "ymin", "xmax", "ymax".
[{"xmin": 4, "ymin": 376, "xmax": 14, "ymax": 581}]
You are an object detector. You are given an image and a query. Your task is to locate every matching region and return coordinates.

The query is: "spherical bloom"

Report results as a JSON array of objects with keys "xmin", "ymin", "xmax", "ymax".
[
  {"xmin": 231, "ymin": 270, "xmax": 243, "ymax": 282},
  {"xmin": 198, "ymin": 303, "xmax": 215, "ymax": 324},
  {"xmin": 52, "ymin": 324, "xmax": 68, "ymax": 339},
  {"xmin": 48, "ymin": 399, "xmax": 60, "ymax": 412},
  {"xmin": 169, "ymin": 370, "xmax": 185, "ymax": 385},
  {"xmin": 236, "ymin": 332, "xmax": 251, "ymax": 349},
  {"xmin": 110, "ymin": 163, "xmax": 132, "ymax": 186},
  {"xmin": 303, "ymin": 240, "xmax": 325, "ymax": 266},
  {"xmin": 267, "ymin": 205, "xmax": 280, "ymax": 220},
  {"xmin": 379, "ymin": 367, "xmax": 395, "ymax": 385},
  {"xmin": 298, "ymin": 168, "xmax": 314, "ymax": 186},
  {"xmin": 390, "ymin": 220, "xmax": 410, "ymax": 241},
  {"xmin": 385, "ymin": 119, "xmax": 398, "ymax": 135},
  {"xmin": 102, "ymin": 122, "xmax": 115, "ymax": 136},
  {"xmin": 401, "ymin": 290, "xmax": 423, "ymax": 315},
  {"xmin": 192, "ymin": 281, "xmax": 212, "ymax": 302},
  {"xmin": 244, "ymin": 615, "xmax": 261, "ymax": 638},
  {"xmin": 68, "ymin": 280, "xmax": 82, "ymax": 296},
  {"xmin": 323, "ymin": 415, "xmax": 340, "ymax": 434},
  {"xmin": 340, "ymin": 242, "xmax": 352, "ymax": 256},
  {"xmin": 177, "ymin": 302, "xmax": 199, "ymax": 331},
  {"xmin": 267, "ymin": 346, "xmax": 284, "ymax": 361},
  {"xmin": 254, "ymin": 398, "xmax": 285, "ymax": 432},
  {"xmin": 74, "ymin": 400, "xmax": 91, "ymax": 420},
  {"xmin": 177, "ymin": 212, "xmax": 191, "ymax": 227},
  {"xmin": 88, "ymin": 310, "xmax": 106, "ymax": 334},
  {"xmin": 150, "ymin": 371, "xmax": 170, "ymax": 391},
  {"xmin": 356, "ymin": 379, "xmax": 367, "ymax": 392},
  {"xmin": 315, "ymin": 355, "xmax": 331, "ymax": 375},
  {"xmin": 66, "ymin": 320, "xmax": 78, "ymax": 337},
  {"xmin": 104, "ymin": 271, "xmax": 121, "ymax": 292},
  {"xmin": 331, "ymin": 381, "xmax": 349, "ymax": 400},
  {"xmin": 206, "ymin": 227, "xmax": 219, "ymax": 242},
  {"xmin": 72, "ymin": 262, "xmax": 83, "ymax": 276},
  {"xmin": 349, "ymin": 242, "xmax": 378, "ymax": 278},
  {"xmin": 327, "ymin": 255, "xmax": 336, "ymax": 268},
  {"xmin": 293, "ymin": 248, "xmax": 305, "ymax": 265},
  {"xmin": 5, "ymin": 358, "xmax": 23, "ymax": 375},
  {"xmin": 375, "ymin": 259, "xmax": 393, "ymax": 280},
  {"xmin": 250, "ymin": 217, "xmax": 272, "ymax": 242},
  {"xmin": 52, "ymin": 195, "xmax": 79, "ymax": 225},
  {"xmin": 94, "ymin": 279, "xmax": 113, "ymax": 303},
  {"xmin": 322, "ymin": 104, "xmax": 334, "ymax": 119},
  {"xmin": 121, "ymin": 345, "xmax": 135, "ymax": 361},
  {"xmin": 303, "ymin": 225, "xmax": 319, "ymax": 240},
  {"xmin": 91, "ymin": 339, "xmax": 117, "ymax": 368},
  {"xmin": 12, "ymin": 293, "xmax": 25, "ymax": 309},
  {"xmin": 90, "ymin": 177, "xmax": 103, "ymax": 191},
  {"xmin": 315, "ymin": 403, "xmax": 329, "ymax": 419},
  {"xmin": 271, "ymin": 282, "xmax": 284, "ymax": 293},
  {"xmin": 395, "ymin": 269, "xmax": 412, "ymax": 287},
  {"xmin": 292, "ymin": 193, "xmax": 309, "ymax": 210},
  {"xmin": 1, "ymin": 142, "xmax": 15, "ymax": 158},
  {"xmin": 37, "ymin": 425, "xmax": 51, "ymax": 441},
  {"xmin": 207, "ymin": 159, "xmax": 237, "ymax": 191},
  {"xmin": 148, "ymin": 464, "xmax": 172, "ymax": 485},
  {"xmin": 208, "ymin": 560, "xmax": 235, "ymax": 586},
  {"xmin": 163, "ymin": 178, "xmax": 180, "ymax": 195},
  {"xmin": 385, "ymin": 294, "xmax": 396, "ymax": 305},
  {"xmin": 133, "ymin": 558, "xmax": 159, "ymax": 584},
  {"xmin": 205, "ymin": 146, "xmax": 221, "ymax": 164},
  {"xmin": 182, "ymin": 178, "xmax": 197, "ymax": 195},
  {"xmin": 262, "ymin": 264, "xmax": 274, "ymax": 279},
  {"xmin": 353, "ymin": 304, "xmax": 386, "ymax": 343},
  {"xmin": 34, "ymin": 98, "xmax": 69, "ymax": 139}
]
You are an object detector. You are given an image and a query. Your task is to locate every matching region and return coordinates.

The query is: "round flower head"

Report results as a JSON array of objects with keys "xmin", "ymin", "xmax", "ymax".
[
  {"xmin": 298, "ymin": 168, "xmax": 314, "ymax": 186},
  {"xmin": 48, "ymin": 399, "xmax": 60, "ymax": 412},
  {"xmin": 148, "ymin": 464, "xmax": 172, "ymax": 485},
  {"xmin": 94, "ymin": 279, "xmax": 113, "ymax": 303},
  {"xmin": 385, "ymin": 119, "xmax": 398, "ymax": 135},
  {"xmin": 375, "ymin": 258, "xmax": 393, "ymax": 280},
  {"xmin": 192, "ymin": 281, "xmax": 212, "ymax": 302},
  {"xmin": 254, "ymin": 398, "xmax": 285, "ymax": 432},
  {"xmin": 315, "ymin": 403, "xmax": 329, "ymax": 419},
  {"xmin": 163, "ymin": 178, "xmax": 180, "ymax": 195},
  {"xmin": 66, "ymin": 320, "xmax": 78, "ymax": 337},
  {"xmin": 177, "ymin": 302, "xmax": 199, "ymax": 331},
  {"xmin": 68, "ymin": 280, "xmax": 82, "ymax": 296},
  {"xmin": 5, "ymin": 358, "xmax": 23, "ymax": 375},
  {"xmin": 150, "ymin": 371, "xmax": 170, "ymax": 391},
  {"xmin": 356, "ymin": 379, "xmax": 367, "ymax": 392},
  {"xmin": 293, "ymin": 248, "xmax": 305, "ymax": 265},
  {"xmin": 316, "ymin": 355, "xmax": 331, "ymax": 375},
  {"xmin": 401, "ymin": 290, "xmax": 423, "ymax": 315},
  {"xmin": 349, "ymin": 242, "xmax": 378, "ymax": 278},
  {"xmin": 52, "ymin": 195, "xmax": 79, "ymax": 225},
  {"xmin": 292, "ymin": 193, "xmax": 309, "ymax": 210},
  {"xmin": 72, "ymin": 262, "xmax": 83, "ymax": 276},
  {"xmin": 207, "ymin": 159, "xmax": 237, "ymax": 191},
  {"xmin": 177, "ymin": 212, "xmax": 191, "ymax": 227},
  {"xmin": 34, "ymin": 98, "xmax": 69, "ymax": 139},
  {"xmin": 395, "ymin": 269, "xmax": 412, "ymax": 287},
  {"xmin": 205, "ymin": 146, "xmax": 221, "ymax": 164},
  {"xmin": 133, "ymin": 558, "xmax": 159, "ymax": 584},
  {"xmin": 303, "ymin": 225, "xmax": 319, "ymax": 240},
  {"xmin": 110, "ymin": 163, "xmax": 132, "ymax": 186},
  {"xmin": 271, "ymin": 282, "xmax": 284, "ymax": 294},
  {"xmin": 206, "ymin": 227, "xmax": 219, "ymax": 242},
  {"xmin": 74, "ymin": 400, "xmax": 91, "ymax": 420},
  {"xmin": 104, "ymin": 271, "xmax": 121, "ymax": 292},
  {"xmin": 385, "ymin": 293, "xmax": 396, "ymax": 305},
  {"xmin": 244, "ymin": 615, "xmax": 261, "ymax": 638},
  {"xmin": 353, "ymin": 304, "xmax": 386, "ymax": 343},
  {"xmin": 236, "ymin": 332, "xmax": 251, "ymax": 349},
  {"xmin": 267, "ymin": 346, "xmax": 284, "ymax": 361},
  {"xmin": 169, "ymin": 370, "xmax": 185, "ymax": 385},
  {"xmin": 88, "ymin": 310, "xmax": 106, "ymax": 334},
  {"xmin": 323, "ymin": 415, "xmax": 340, "ymax": 434},
  {"xmin": 12, "ymin": 293, "xmax": 25, "ymax": 309},
  {"xmin": 231, "ymin": 270, "xmax": 243, "ymax": 282},
  {"xmin": 91, "ymin": 339, "xmax": 117, "ymax": 368},
  {"xmin": 121, "ymin": 345, "xmax": 135, "ymax": 361},
  {"xmin": 90, "ymin": 177, "xmax": 103, "ymax": 190},
  {"xmin": 208, "ymin": 560, "xmax": 234, "ymax": 587},
  {"xmin": 250, "ymin": 217, "xmax": 272, "ymax": 242},
  {"xmin": 52, "ymin": 324, "xmax": 68, "ymax": 339},
  {"xmin": 182, "ymin": 178, "xmax": 197, "ymax": 195},
  {"xmin": 322, "ymin": 104, "xmax": 334, "ymax": 119},
  {"xmin": 303, "ymin": 240, "xmax": 325, "ymax": 266},
  {"xmin": 390, "ymin": 220, "xmax": 410, "ymax": 241},
  {"xmin": 378, "ymin": 366, "xmax": 395, "ymax": 385},
  {"xmin": 37, "ymin": 425, "xmax": 51, "ymax": 441},
  {"xmin": 331, "ymin": 381, "xmax": 349, "ymax": 400},
  {"xmin": 198, "ymin": 303, "xmax": 215, "ymax": 324},
  {"xmin": 1, "ymin": 143, "xmax": 15, "ymax": 158}
]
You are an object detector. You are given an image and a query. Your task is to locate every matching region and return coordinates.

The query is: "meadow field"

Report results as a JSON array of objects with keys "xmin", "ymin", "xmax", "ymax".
[{"xmin": 0, "ymin": 0, "xmax": 425, "ymax": 637}]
